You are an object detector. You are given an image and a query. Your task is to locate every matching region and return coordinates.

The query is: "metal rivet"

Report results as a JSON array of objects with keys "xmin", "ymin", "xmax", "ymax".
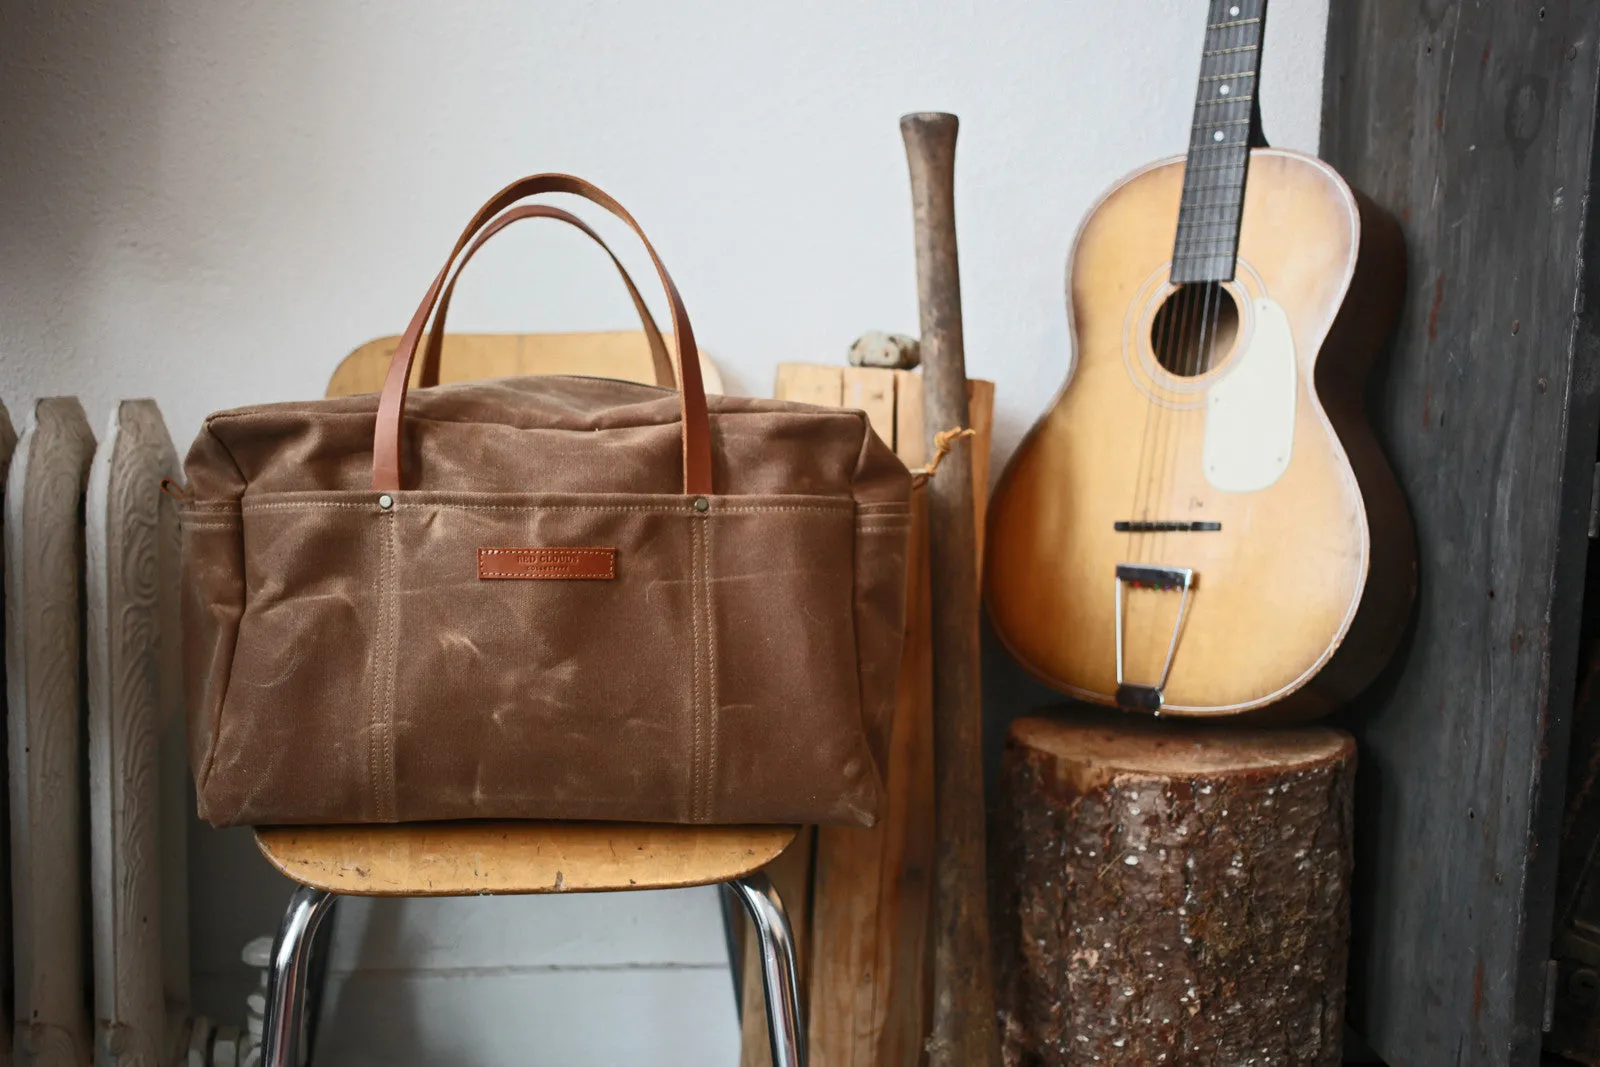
[
  {"xmin": 692, "ymin": 496, "xmax": 710, "ymax": 513},
  {"xmin": 378, "ymin": 494, "xmax": 394, "ymax": 510}
]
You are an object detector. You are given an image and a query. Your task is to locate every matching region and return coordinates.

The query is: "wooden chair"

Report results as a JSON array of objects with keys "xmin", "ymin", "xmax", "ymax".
[{"xmin": 254, "ymin": 331, "xmax": 802, "ymax": 1067}]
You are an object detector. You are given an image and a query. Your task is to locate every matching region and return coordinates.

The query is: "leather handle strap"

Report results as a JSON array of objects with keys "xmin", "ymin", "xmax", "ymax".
[
  {"xmin": 417, "ymin": 204, "xmax": 676, "ymax": 391},
  {"xmin": 373, "ymin": 173, "xmax": 711, "ymax": 495}
]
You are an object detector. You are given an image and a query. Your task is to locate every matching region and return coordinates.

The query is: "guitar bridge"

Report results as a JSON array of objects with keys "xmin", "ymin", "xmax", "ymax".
[{"xmin": 1114, "ymin": 563, "xmax": 1196, "ymax": 711}]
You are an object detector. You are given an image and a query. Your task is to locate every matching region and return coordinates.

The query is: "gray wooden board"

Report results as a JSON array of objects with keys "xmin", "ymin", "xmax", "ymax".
[
  {"xmin": 1322, "ymin": 4, "xmax": 1600, "ymax": 1065},
  {"xmin": 0, "ymin": 402, "xmax": 18, "ymax": 1067}
]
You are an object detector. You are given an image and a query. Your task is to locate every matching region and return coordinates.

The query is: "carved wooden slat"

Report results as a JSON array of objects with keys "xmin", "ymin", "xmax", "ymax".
[
  {"xmin": 5, "ymin": 398, "xmax": 95, "ymax": 1066},
  {"xmin": 87, "ymin": 400, "xmax": 185, "ymax": 1066}
]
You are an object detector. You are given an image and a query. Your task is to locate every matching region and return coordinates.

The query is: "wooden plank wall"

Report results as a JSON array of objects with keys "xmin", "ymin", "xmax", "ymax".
[{"xmin": 1321, "ymin": 4, "xmax": 1600, "ymax": 1064}]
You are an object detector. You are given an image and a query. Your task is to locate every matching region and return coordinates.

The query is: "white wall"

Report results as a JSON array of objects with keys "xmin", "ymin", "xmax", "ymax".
[{"xmin": 0, "ymin": 1, "xmax": 1326, "ymax": 1062}]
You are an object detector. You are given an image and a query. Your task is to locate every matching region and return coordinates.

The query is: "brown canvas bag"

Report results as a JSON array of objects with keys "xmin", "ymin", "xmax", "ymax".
[{"xmin": 181, "ymin": 174, "xmax": 912, "ymax": 828}]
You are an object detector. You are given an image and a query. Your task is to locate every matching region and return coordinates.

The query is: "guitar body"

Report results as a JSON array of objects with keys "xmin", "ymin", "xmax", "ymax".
[{"xmin": 986, "ymin": 148, "xmax": 1414, "ymax": 718}]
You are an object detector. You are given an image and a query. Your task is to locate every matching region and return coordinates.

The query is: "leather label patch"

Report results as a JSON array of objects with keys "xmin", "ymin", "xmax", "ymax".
[{"xmin": 478, "ymin": 547, "xmax": 616, "ymax": 581}]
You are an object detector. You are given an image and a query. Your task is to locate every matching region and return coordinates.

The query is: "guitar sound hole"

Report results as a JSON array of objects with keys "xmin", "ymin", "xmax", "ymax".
[{"xmin": 1150, "ymin": 282, "xmax": 1240, "ymax": 377}]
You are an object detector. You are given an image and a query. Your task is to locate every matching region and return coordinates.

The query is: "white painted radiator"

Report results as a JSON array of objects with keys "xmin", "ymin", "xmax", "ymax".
[{"xmin": 2, "ymin": 397, "xmax": 257, "ymax": 1067}]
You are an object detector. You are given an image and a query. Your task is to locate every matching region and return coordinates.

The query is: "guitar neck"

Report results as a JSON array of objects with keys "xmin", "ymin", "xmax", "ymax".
[{"xmin": 1170, "ymin": 0, "xmax": 1269, "ymax": 284}]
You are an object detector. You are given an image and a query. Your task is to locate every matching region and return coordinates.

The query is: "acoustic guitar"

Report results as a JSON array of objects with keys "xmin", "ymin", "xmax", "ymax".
[{"xmin": 985, "ymin": 0, "xmax": 1414, "ymax": 718}]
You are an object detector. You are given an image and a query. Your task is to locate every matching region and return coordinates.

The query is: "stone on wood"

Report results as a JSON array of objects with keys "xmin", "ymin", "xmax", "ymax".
[{"xmin": 848, "ymin": 331, "xmax": 921, "ymax": 370}]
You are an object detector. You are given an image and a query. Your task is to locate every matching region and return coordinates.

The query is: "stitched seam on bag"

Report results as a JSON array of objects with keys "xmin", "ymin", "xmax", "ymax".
[
  {"xmin": 382, "ymin": 514, "xmax": 399, "ymax": 821},
  {"xmin": 477, "ymin": 547, "xmax": 616, "ymax": 579},
  {"xmin": 238, "ymin": 501, "xmax": 852, "ymax": 514},
  {"xmin": 206, "ymin": 403, "xmax": 872, "ymax": 429},
  {"xmin": 477, "ymin": 573, "xmax": 616, "ymax": 580},
  {"xmin": 195, "ymin": 521, "xmax": 245, "ymax": 801},
  {"xmin": 688, "ymin": 517, "xmax": 705, "ymax": 822},
  {"xmin": 191, "ymin": 428, "xmax": 252, "ymax": 816},
  {"xmin": 697, "ymin": 518, "xmax": 711, "ymax": 822},
  {"xmin": 241, "ymin": 501, "xmax": 375, "ymax": 511},
  {"xmin": 367, "ymin": 512, "xmax": 396, "ymax": 822},
  {"xmin": 707, "ymin": 511, "xmax": 720, "ymax": 825},
  {"xmin": 366, "ymin": 517, "xmax": 384, "ymax": 821}
]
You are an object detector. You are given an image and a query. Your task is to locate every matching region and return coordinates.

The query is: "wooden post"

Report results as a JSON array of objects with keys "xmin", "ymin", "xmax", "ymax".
[
  {"xmin": 901, "ymin": 111, "xmax": 1002, "ymax": 1067},
  {"xmin": 997, "ymin": 715, "xmax": 1356, "ymax": 1066},
  {"xmin": 1323, "ymin": 6, "xmax": 1600, "ymax": 1062}
]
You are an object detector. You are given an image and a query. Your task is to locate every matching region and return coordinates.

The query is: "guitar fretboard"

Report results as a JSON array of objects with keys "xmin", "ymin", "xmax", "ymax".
[{"xmin": 1170, "ymin": 0, "xmax": 1268, "ymax": 284}]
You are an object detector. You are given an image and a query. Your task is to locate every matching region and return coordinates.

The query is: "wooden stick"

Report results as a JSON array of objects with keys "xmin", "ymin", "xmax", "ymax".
[{"xmin": 900, "ymin": 110, "xmax": 1002, "ymax": 1067}]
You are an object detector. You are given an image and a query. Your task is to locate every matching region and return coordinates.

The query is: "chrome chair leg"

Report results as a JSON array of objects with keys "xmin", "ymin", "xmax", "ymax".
[
  {"xmin": 729, "ymin": 872, "xmax": 806, "ymax": 1067},
  {"xmin": 262, "ymin": 885, "xmax": 337, "ymax": 1067},
  {"xmin": 718, "ymin": 883, "xmax": 746, "ymax": 1022}
]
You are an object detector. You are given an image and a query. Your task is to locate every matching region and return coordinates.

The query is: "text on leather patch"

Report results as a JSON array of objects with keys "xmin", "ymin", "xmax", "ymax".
[{"xmin": 478, "ymin": 547, "xmax": 616, "ymax": 580}]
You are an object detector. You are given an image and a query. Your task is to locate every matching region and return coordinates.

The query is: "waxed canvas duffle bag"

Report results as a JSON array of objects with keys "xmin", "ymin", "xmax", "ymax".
[{"xmin": 181, "ymin": 174, "xmax": 912, "ymax": 828}]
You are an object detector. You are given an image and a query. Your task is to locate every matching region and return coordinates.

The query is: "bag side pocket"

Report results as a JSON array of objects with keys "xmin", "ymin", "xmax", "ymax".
[{"xmin": 179, "ymin": 504, "xmax": 244, "ymax": 815}]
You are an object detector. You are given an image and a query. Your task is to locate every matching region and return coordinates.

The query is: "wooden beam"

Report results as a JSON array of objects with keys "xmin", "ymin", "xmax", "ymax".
[{"xmin": 1322, "ymin": 4, "xmax": 1600, "ymax": 1064}]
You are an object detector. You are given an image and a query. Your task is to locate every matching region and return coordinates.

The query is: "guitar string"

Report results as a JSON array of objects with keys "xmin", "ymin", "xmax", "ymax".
[
  {"xmin": 1140, "ymin": 274, "xmax": 1204, "ymax": 677},
  {"xmin": 1126, "ymin": 239, "xmax": 1184, "ymax": 569},
  {"xmin": 1128, "ymin": 0, "xmax": 1255, "ymax": 693},
  {"xmin": 1143, "ymin": 278, "xmax": 1192, "ymax": 551},
  {"xmin": 1180, "ymin": 0, "xmax": 1248, "ymax": 531},
  {"xmin": 1154, "ymin": 1, "xmax": 1248, "ymax": 614},
  {"xmin": 1147, "ymin": 0, "xmax": 1234, "ymax": 568}
]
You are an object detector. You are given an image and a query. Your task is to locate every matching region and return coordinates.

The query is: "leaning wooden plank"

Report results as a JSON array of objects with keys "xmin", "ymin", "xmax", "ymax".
[
  {"xmin": 842, "ymin": 367, "xmax": 896, "ymax": 448},
  {"xmin": 774, "ymin": 364, "xmax": 845, "ymax": 410},
  {"xmin": 964, "ymin": 380, "xmax": 995, "ymax": 567},
  {"xmin": 807, "ymin": 369, "xmax": 993, "ymax": 1067},
  {"xmin": 6, "ymin": 399, "xmax": 95, "ymax": 1066},
  {"xmin": 0, "ymin": 402, "xmax": 17, "ymax": 1067},
  {"xmin": 1325, "ymin": 5, "xmax": 1600, "ymax": 1063},
  {"xmin": 897, "ymin": 372, "xmax": 993, "ymax": 568},
  {"xmin": 87, "ymin": 400, "xmax": 185, "ymax": 1065}
]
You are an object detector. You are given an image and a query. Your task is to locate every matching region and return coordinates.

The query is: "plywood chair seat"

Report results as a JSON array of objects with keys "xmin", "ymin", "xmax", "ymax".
[{"xmin": 255, "ymin": 821, "xmax": 798, "ymax": 897}]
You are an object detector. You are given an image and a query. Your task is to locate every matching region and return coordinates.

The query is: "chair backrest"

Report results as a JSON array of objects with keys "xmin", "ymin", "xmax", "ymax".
[{"xmin": 327, "ymin": 330, "xmax": 725, "ymax": 399}]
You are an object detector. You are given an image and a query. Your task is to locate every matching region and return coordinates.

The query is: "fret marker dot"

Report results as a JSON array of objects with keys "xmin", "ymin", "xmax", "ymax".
[
  {"xmin": 1230, "ymin": 5, "xmax": 1240, "ymax": 14},
  {"xmin": 1213, "ymin": 130, "xmax": 1225, "ymax": 141},
  {"xmin": 1219, "ymin": 84, "xmax": 1231, "ymax": 95}
]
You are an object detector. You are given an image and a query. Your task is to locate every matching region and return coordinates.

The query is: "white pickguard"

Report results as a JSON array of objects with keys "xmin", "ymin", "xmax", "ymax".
[{"xmin": 1203, "ymin": 296, "xmax": 1296, "ymax": 492}]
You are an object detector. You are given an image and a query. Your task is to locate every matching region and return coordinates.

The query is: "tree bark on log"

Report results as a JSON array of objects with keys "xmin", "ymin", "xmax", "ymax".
[{"xmin": 996, "ymin": 714, "xmax": 1356, "ymax": 1067}]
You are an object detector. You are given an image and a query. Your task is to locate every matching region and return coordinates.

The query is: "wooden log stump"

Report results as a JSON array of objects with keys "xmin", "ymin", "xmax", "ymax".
[{"xmin": 996, "ymin": 715, "xmax": 1356, "ymax": 1067}]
